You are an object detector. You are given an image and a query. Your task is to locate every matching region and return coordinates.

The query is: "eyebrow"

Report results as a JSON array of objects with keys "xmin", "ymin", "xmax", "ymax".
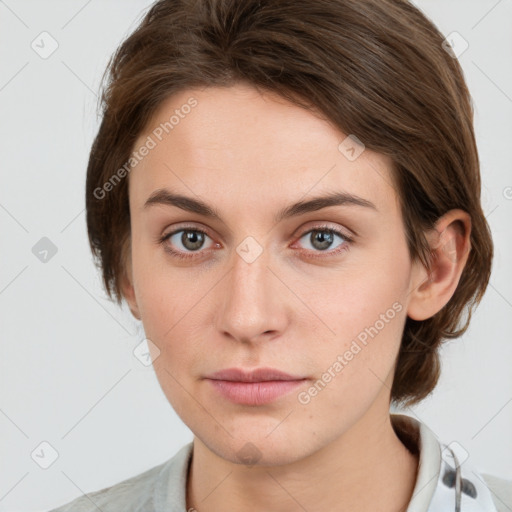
[{"xmin": 143, "ymin": 188, "xmax": 377, "ymax": 223}]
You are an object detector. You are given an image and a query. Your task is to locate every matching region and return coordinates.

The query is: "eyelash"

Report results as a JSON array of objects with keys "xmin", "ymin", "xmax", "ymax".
[{"xmin": 157, "ymin": 224, "xmax": 354, "ymax": 261}]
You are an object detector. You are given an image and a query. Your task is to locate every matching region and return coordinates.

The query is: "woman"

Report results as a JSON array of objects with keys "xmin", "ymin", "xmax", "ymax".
[{"xmin": 50, "ymin": 0, "xmax": 511, "ymax": 510}]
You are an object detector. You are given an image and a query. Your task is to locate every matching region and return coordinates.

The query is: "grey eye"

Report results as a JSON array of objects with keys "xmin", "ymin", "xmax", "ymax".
[
  {"xmin": 168, "ymin": 229, "xmax": 213, "ymax": 252},
  {"xmin": 298, "ymin": 229, "xmax": 346, "ymax": 252}
]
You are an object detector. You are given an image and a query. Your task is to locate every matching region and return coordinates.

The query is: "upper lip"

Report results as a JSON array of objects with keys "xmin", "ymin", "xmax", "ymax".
[{"xmin": 205, "ymin": 367, "xmax": 306, "ymax": 382}]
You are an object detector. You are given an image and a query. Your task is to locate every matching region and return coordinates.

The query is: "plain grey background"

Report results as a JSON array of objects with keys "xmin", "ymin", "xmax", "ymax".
[{"xmin": 1, "ymin": 1, "xmax": 511, "ymax": 510}]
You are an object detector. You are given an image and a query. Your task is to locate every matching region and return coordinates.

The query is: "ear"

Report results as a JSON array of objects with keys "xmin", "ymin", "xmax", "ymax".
[
  {"xmin": 120, "ymin": 243, "xmax": 141, "ymax": 321},
  {"xmin": 407, "ymin": 209, "xmax": 472, "ymax": 321}
]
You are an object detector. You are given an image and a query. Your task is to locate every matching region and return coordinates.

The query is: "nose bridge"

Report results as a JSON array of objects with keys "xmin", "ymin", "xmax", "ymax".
[{"xmin": 216, "ymin": 236, "xmax": 285, "ymax": 341}]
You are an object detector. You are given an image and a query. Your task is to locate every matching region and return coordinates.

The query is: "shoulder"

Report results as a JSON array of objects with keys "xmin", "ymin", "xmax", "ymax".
[
  {"xmin": 481, "ymin": 473, "xmax": 512, "ymax": 512},
  {"xmin": 47, "ymin": 459, "xmax": 170, "ymax": 512},
  {"xmin": 47, "ymin": 442, "xmax": 194, "ymax": 512}
]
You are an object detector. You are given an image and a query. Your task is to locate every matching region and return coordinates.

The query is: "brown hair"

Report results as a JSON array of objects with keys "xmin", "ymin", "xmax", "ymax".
[{"xmin": 86, "ymin": 0, "xmax": 493, "ymax": 408}]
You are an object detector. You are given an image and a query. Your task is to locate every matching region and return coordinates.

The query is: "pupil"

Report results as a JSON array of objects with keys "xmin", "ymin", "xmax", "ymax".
[
  {"xmin": 183, "ymin": 231, "xmax": 204, "ymax": 250},
  {"xmin": 312, "ymin": 231, "xmax": 333, "ymax": 251}
]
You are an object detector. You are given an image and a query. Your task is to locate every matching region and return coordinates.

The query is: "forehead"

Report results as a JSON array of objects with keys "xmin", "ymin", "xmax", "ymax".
[{"xmin": 129, "ymin": 83, "xmax": 398, "ymax": 217}]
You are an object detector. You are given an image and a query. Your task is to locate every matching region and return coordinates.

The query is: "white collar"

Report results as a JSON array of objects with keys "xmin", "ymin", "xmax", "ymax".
[{"xmin": 391, "ymin": 413, "xmax": 498, "ymax": 512}]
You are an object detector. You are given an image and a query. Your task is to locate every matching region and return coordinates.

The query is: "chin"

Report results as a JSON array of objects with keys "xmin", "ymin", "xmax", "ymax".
[{"xmin": 195, "ymin": 421, "xmax": 324, "ymax": 468}]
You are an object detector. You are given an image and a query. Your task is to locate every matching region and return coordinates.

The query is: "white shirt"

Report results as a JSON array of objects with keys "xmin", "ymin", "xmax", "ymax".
[{"xmin": 48, "ymin": 414, "xmax": 511, "ymax": 511}]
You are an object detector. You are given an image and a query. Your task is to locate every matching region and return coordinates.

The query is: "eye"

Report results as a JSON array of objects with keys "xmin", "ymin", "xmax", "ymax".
[
  {"xmin": 158, "ymin": 224, "xmax": 353, "ymax": 261},
  {"xmin": 294, "ymin": 226, "xmax": 353, "ymax": 258},
  {"xmin": 158, "ymin": 227, "xmax": 216, "ymax": 260}
]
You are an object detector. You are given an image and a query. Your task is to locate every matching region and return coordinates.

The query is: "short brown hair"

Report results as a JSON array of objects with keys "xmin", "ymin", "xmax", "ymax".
[{"xmin": 86, "ymin": 0, "xmax": 493, "ymax": 408}]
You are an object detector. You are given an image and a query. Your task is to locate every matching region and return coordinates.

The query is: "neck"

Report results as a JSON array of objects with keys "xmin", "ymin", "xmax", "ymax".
[{"xmin": 186, "ymin": 407, "xmax": 419, "ymax": 512}]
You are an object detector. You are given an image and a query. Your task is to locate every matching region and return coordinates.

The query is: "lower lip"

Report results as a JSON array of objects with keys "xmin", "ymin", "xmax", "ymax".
[{"xmin": 206, "ymin": 379, "xmax": 307, "ymax": 405}]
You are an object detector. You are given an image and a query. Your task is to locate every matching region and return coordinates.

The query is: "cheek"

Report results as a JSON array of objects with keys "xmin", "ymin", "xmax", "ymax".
[
  {"xmin": 132, "ymin": 233, "xmax": 182, "ymax": 309},
  {"xmin": 304, "ymin": 252, "xmax": 409, "ymax": 386},
  {"xmin": 301, "ymin": 298, "xmax": 406, "ymax": 420},
  {"xmin": 132, "ymin": 254, "xmax": 210, "ymax": 368},
  {"xmin": 131, "ymin": 248, "xmax": 180, "ymax": 344},
  {"xmin": 309, "ymin": 256, "xmax": 407, "ymax": 338}
]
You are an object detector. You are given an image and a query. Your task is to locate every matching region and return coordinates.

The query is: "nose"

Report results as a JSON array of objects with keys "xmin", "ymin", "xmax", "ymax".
[{"xmin": 215, "ymin": 241, "xmax": 290, "ymax": 344}]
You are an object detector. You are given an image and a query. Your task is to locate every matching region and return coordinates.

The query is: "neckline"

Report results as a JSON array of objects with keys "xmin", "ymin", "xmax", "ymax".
[{"xmin": 155, "ymin": 414, "xmax": 443, "ymax": 511}]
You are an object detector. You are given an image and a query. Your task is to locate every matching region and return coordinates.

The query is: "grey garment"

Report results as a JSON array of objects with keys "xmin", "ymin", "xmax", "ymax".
[
  {"xmin": 47, "ymin": 415, "xmax": 511, "ymax": 512},
  {"xmin": 483, "ymin": 474, "xmax": 512, "ymax": 512},
  {"xmin": 47, "ymin": 443, "xmax": 191, "ymax": 512}
]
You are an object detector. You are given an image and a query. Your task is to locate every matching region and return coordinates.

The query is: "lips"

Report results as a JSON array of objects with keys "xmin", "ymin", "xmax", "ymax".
[
  {"xmin": 205, "ymin": 367, "xmax": 305, "ymax": 383},
  {"xmin": 204, "ymin": 368, "xmax": 308, "ymax": 406}
]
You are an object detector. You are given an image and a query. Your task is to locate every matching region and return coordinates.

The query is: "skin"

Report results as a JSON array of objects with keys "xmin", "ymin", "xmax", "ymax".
[{"xmin": 121, "ymin": 82, "xmax": 471, "ymax": 512}]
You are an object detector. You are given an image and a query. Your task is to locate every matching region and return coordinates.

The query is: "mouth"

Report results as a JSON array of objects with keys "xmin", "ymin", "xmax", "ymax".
[
  {"xmin": 204, "ymin": 367, "xmax": 308, "ymax": 405},
  {"xmin": 205, "ymin": 367, "xmax": 306, "ymax": 382}
]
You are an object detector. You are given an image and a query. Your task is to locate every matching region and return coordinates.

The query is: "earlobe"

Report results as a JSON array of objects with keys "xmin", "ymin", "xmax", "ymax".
[
  {"xmin": 120, "ymin": 247, "xmax": 141, "ymax": 321},
  {"xmin": 122, "ymin": 273, "xmax": 141, "ymax": 321},
  {"xmin": 406, "ymin": 209, "xmax": 471, "ymax": 321}
]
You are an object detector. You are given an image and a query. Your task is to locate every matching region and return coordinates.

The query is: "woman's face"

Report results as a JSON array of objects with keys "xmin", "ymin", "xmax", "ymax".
[{"xmin": 123, "ymin": 82, "xmax": 424, "ymax": 465}]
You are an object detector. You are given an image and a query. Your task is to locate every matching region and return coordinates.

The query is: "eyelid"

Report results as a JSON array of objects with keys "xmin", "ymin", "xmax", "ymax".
[
  {"xmin": 161, "ymin": 222, "xmax": 213, "ymax": 239},
  {"xmin": 294, "ymin": 221, "xmax": 354, "ymax": 241},
  {"xmin": 161, "ymin": 221, "xmax": 354, "ymax": 242}
]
